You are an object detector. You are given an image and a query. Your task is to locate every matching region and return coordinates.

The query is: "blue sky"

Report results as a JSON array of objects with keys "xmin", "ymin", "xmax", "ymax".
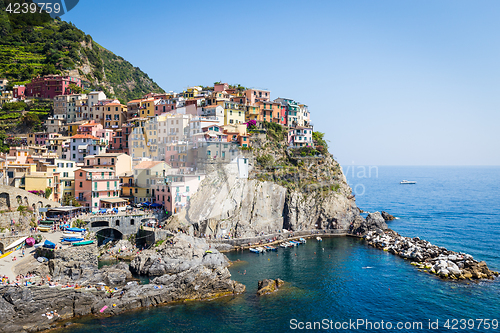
[{"xmin": 63, "ymin": 0, "xmax": 500, "ymax": 165}]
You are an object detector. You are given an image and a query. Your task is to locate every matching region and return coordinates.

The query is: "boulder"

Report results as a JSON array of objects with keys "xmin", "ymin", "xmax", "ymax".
[
  {"xmin": 257, "ymin": 279, "xmax": 285, "ymax": 296},
  {"xmin": 381, "ymin": 211, "xmax": 395, "ymax": 221}
]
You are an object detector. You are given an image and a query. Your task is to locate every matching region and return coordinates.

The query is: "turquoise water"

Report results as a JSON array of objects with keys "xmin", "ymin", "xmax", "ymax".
[{"xmin": 58, "ymin": 167, "xmax": 500, "ymax": 332}]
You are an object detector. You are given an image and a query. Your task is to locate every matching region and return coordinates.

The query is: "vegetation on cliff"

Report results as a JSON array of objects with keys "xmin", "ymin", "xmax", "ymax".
[
  {"xmin": 250, "ymin": 122, "xmax": 344, "ymax": 196},
  {"xmin": 0, "ymin": 98, "xmax": 52, "ymax": 134},
  {"xmin": 0, "ymin": 0, "xmax": 164, "ymax": 101}
]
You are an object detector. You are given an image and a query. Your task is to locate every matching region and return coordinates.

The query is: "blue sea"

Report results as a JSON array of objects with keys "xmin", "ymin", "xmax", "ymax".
[{"xmin": 58, "ymin": 166, "xmax": 500, "ymax": 333}]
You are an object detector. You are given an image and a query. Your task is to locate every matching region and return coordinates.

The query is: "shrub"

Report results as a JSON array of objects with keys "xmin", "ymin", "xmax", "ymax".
[{"xmin": 256, "ymin": 154, "xmax": 274, "ymax": 168}]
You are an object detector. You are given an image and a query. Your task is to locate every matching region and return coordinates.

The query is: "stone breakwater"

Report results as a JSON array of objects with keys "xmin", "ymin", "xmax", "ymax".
[
  {"xmin": 0, "ymin": 234, "xmax": 245, "ymax": 333},
  {"xmin": 364, "ymin": 230, "xmax": 499, "ymax": 280}
]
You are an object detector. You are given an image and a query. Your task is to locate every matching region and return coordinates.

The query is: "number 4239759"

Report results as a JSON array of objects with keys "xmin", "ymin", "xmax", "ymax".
[
  {"xmin": 5, "ymin": 2, "xmax": 61, "ymax": 14},
  {"xmin": 443, "ymin": 319, "xmax": 498, "ymax": 330}
]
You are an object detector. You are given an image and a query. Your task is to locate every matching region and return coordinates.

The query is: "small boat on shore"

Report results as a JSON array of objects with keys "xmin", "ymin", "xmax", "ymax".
[
  {"xmin": 400, "ymin": 180, "xmax": 416, "ymax": 184},
  {"xmin": 43, "ymin": 240, "xmax": 56, "ymax": 249},
  {"xmin": 38, "ymin": 226, "xmax": 51, "ymax": 232},
  {"xmin": 249, "ymin": 248, "xmax": 260, "ymax": 253},
  {"xmin": 63, "ymin": 233, "xmax": 85, "ymax": 238},
  {"xmin": 316, "ymin": 237, "xmax": 322, "ymax": 242},
  {"xmin": 299, "ymin": 238, "xmax": 306, "ymax": 244},
  {"xmin": 4, "ymin": 236, "xmax": 28, "ymax": 251},
  {"xmin": 72, "ymin": 240, "xmax": 94, "ymax": 247},
  {"xmin": 0, "ymin": 251, "xmax": 13, "ymax": 259},
  {"xmin": 62, "ymin": 237, "xmax": 84, "ymax": 243}
]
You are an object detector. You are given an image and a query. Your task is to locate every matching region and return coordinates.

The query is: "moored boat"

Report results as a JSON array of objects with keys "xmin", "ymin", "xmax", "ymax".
[
  {"xmin": 38, "ymin": 226, "xmax": 51, "ymax": 232},
  {"xmin": 249, "ymin": 248, "xmax": 260, "ymax": 253},
  {"xmin": 299, "ymin": 238, "xmax": 307, "ymax": 244},
  {"xmin": 316, "ymin": 237, "xmax": 322, "ymax": 242},
  {"xmin": 400, "ymin": 180, "xmax": 416, "ymax": 184}
]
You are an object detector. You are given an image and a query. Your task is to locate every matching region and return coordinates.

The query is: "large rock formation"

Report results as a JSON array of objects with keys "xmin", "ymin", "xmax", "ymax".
[
  {"xmin": 349, "ymin": 212, "xmax": 388, "ymax": 235},
  {"xmin": 167, "ymin": 154, "xmax": 360, "ymax": 237}
]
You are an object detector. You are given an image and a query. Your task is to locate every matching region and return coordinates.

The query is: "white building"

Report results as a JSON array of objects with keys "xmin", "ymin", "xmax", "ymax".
[{"xmin": 69, "ymin": 134, "xmax": 107, "ymax": 162}]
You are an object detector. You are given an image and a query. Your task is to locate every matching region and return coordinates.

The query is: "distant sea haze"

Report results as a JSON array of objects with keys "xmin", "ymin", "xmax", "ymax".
[{"xmin": 59, "ymin": 166, "xmax": 500, "ymax": 333}]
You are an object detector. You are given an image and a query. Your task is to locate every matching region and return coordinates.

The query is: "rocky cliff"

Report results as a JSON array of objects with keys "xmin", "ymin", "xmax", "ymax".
[{"xmin": 167, "ymin": 127, "xmax": 362, "ymax": 237}]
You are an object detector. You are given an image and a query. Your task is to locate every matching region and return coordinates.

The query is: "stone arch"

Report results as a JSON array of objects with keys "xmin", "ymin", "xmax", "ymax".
[
  {"xmin": 130, "ymin": 219, "xmax": 135, "ymax": 225},
  {"xmin": 45, "ymin": 204, "xmax": 51, "ymax": 208},
  {"xmin": 115, "ymin": 220, "xmax": 120, "ymax": 227},
  {"xmin": 24, "ymin": 196, "xmax": 28, "ymax": 206},
  {"xmin": 32, "ymin": 203, "xmax": 36, "ymax": 212},
  {"xmin": 37, "ymin": 201, "xmax": 43, "ymax": 209},
  {"xmin": 96, "ymin": 228, "xmax": 123, "ymax": 245},
  {"xmin": 16, "ymin": 195, "xmax": 22, "ymax": 205},
  {"xmin": 0, "ymin": 193, "xmax": 10, "ymax": 210}
]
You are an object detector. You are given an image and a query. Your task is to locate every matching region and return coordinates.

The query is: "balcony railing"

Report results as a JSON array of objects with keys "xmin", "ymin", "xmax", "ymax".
[{"xmin": 87, "ymin": 175, "xmax": 119, "ymax": 180}]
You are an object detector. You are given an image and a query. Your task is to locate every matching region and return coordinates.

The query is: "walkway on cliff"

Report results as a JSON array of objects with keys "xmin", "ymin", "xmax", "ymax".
[{"xmin": 206, "ymin": 229, "xmax": 348, "ymax": 249}]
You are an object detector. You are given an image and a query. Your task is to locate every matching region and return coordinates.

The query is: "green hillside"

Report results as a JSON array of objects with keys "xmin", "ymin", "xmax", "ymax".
[{"xmin": 0, "ymin": 0, "xmax": 164, "ymax": 102}]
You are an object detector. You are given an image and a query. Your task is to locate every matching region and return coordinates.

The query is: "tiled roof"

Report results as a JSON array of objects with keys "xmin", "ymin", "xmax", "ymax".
[
  {"xmin": 71, "ymin": 134, "xmax": 100, "ymax": 140},
  {"xmin": 134, "ymin": 161, "xmax": 163, "ymax": 169}
]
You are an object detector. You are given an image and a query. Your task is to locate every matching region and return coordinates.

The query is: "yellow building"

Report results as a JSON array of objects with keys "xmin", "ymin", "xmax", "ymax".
[
  {"xmin": 102, "ymin": 103, "xmax": 128, "ymax": 129},
  {"xmin": 24, "ymin": 171, "xmax": 61, "ymax": 202},
  {"xmin": 222, "ymin": 101, "xmax": 246, "ymax": 125},
  {"xmin": 68, "ymin": 120, "xmax": 89, "ymax": 136},
  {"xmin": 0, "ymin": 90, "xmax": 13, "ymax": 107},
  {"xmin": 183, "ymin": 87, "xmax": 202, "ymax": 99},
  {"xmin": 246, "ymin": 105, "xmax": 260, "ymax": 122}
]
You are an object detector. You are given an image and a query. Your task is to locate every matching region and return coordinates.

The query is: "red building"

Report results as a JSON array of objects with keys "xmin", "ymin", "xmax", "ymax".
[{"xmin": 26, "ymin": 75, "xmax": 82, "ymax": 99}]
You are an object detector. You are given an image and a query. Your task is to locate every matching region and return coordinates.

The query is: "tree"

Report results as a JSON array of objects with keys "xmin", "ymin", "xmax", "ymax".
[
  {"xmin": 62, "ymin": 195, "xmax": 81, "ymax": 207},
  {"xmin": 44, "ymin": 188, "xmax": 52, "ymax": 199},
  {"xmin": 67, "ymin": 83, "xmax": 83, "ymax": 94},
  {"xmin": 312, "ymin": 132, "xmax": 329, "ymax": 155}
]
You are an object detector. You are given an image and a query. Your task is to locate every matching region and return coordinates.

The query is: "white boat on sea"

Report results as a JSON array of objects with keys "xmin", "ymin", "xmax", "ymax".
[
  {"xmin": 316, "ymin": 237, "xmax": 322, "ymax": 242},
  {"xmin": 400, "ymin": 180, "xmax": 416, "ymax": 184}
]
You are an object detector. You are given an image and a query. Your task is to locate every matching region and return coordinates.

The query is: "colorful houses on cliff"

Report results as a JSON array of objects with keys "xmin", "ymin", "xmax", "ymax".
[{"xmin": 1, "ymin": 79, "xmax": 316, "ymax": 214}]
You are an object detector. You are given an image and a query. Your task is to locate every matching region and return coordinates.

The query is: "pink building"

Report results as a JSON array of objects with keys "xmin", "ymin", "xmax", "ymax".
[
  {"xmin": 155, "ymin": 99, "xmax": 177, "ymax": 116},
  {"xmin": 214, "ymin": 83, "xmax": 229, "ymax": 92},
  {"xmin": 25, "ymin": 75, "xmax": 82, "ymax": 99},
  {"xmin": 75, "ymin": 168, "xmax": 121, "ymax": 212},
  {"xmin": 245, "ymin": 88, "xmax": 270, "ymax": 105},
  {"xmin": 13, "ymin": 85, "xmax": 25, "ymax": 100}
]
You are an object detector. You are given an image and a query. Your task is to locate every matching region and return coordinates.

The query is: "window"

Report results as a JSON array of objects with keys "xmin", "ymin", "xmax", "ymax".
[
  {"xmin": 79, "ymin": 182, "xmax": 82, "ymax": 187},
  {"xmin": 186, "ymin": 186, "xmax": 190, "ymax": 192}
]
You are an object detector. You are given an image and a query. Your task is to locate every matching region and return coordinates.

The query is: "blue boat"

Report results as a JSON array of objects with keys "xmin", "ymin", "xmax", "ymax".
[
  {"xmin": 62, "ymin": 237, "xmax": 84, "ymax": 242},
  {"xmin": 43, "ymin": 240, "xmax": 56, "ymax": 249},
  {"xmin": 249, "ymin": 248, "xmax": 260, "ymax": 253},
  {"xmin": 66, "ymin": 227, "xmax": 85, "ymax": 233}
]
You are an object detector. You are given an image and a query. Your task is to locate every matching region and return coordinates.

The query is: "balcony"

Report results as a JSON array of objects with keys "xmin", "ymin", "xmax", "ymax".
[{"xmin": 87, "ymin": 175, "xmax": 119, "ymax": 180}]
